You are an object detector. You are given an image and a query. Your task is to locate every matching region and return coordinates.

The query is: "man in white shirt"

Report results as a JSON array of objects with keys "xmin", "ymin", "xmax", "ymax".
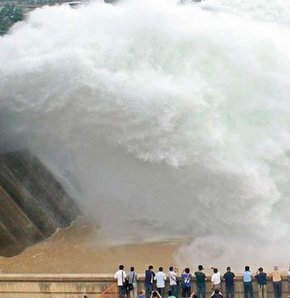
[
  {"xmin": 154, "ymin": 267, "xmax": 167, "ymax": 297},
  {"xmin": 114, "ymin": 264, "xmax": 126, "ymax": 298},
  {"xmin": 169, "ymin": 266, "xmax": 179, "ymax": 298},
  {"xmin": 211, "ymin": 268, "xmax": 221, "ymax": 291}
]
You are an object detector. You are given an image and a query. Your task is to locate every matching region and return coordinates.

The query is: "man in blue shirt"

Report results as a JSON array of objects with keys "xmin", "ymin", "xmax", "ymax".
[
  {"xmin": 243, "ymin": 266, "xmax": 254, "ymax": 298},
  {"xmin": 255, "ymin": 267, "xmax": 267, "ymax": 298},
  {"xmin": 145, "ymin": 265, "xmax": 155, "ymax": 298},
  {"xmin": 223, "ymin": 267, "xmax": 235, "ymax": 298},
  {"xmin": 181, "ymin": 268, "xmax": 192, "ymax": 298}
]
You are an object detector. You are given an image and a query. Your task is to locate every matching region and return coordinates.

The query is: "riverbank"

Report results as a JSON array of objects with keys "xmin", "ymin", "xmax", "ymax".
[{"xmin": 0, "ymin": 217, "xmax": 182, "ymax": 273}]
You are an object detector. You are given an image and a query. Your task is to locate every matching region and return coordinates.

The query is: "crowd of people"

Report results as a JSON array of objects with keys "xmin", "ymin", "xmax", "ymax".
[{"xmin": 114, "ymin": 265, "xmax": 290, "ymax": 298}]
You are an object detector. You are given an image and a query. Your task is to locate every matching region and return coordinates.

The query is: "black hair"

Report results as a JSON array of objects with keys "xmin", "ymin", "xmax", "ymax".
[
  {"xmin": 213, "ymin": 268, "xmax": 218, "ymax": 273},
  {"xmin": 168, "ymin": 290, "xmax": 173, "ymax": 296},
  {"xmin": 226, "ymin": 267, "xmax": 231, "ymax": 271},
  {"xmin": 185, "ymin": 268, "xmax": 190, "ymax": 273},
  {"xmin": 214, "ymin": 289, "xmax": 220, "ymax": 295},
  {"xmin": 169, "ymin": 266, "xmax": 174, "ymax": 271},
  {"xmin": 152, "ymin": 291, "xmax": 158, "ymax": 297},
  {"xmin": 245, "ymin": 266, "xmax": 250, "ymax": 271},
  {"xmin": 119, "ymin": 265, "xmax": 124, "ymax": 270},
  {"xmin": 149, "ymin": 265, "xmax": 153, "ymax": 270},
  {"xmin": 131, "ymin": 267, "xmax": 135, "ymax": 271},
  {"xmin": 159, "ymin": 267, "xmax": 163, "ymax": 271},
  {"xmin": 198, "ymin": 265, "xmax": 203, "ymax": 271}
]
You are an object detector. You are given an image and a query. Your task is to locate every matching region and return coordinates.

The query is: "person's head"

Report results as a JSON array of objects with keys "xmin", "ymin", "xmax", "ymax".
[
  {"xmin": 169, "ymin": 266, "xmax": 174, "ymax": 271},
  {"xmin": 258, "ymin": 267, "xmax": 263, "ymax": 272},
  {"xmin": 168, "ymin": 290, "xmax": 173, "ymax": 296},
  {"xmin": 148, "ymin": 265, "xmax": 153, "ymax": 270},
  {"xmin": 152, "ymin": 291, "xmax": 158, "ymax": 297},
  {"xmin": 119, "ymin": 265, "xmax": 124, "ymax": 270},
  {"xmin": 198, "ymin": 265, "xmax": 204, "ymax": 271},
  {"xmin": 245, "ymin": 266, "xmax": 250, "ymax": 271},
  {"xmin": 226, "ymin": 266, "xmax": 231, "ymax": 271},
  {"xmin": 131, "ymin": 267, "xmax": 135, "ymax": 272},
  {"xmin": 159, "ymin": 267, "xmax": 163, "ymax": 272},
  {"xmin": 214, "ymin": 289, "xmax": 220, "ymax": 295},
  {"xmin": 139, "ymin": 290, "xmax": 145, "ymax": 296},
  {"xmin": 83, "ymin": 295, "xmax": 88, "ymax": 298},
  {"xmin": 213, "ymin": 268, "xmax": 218, "ymax": 273},
  {"xmin": 185, "ymin": 268, "xmax": 190, "ymax": 274}
]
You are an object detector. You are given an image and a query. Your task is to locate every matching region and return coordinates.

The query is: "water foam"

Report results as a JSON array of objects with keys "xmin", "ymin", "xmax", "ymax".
[{"xmin": 1, "ymin": 0, "xmax": 290, "ymax": 267}]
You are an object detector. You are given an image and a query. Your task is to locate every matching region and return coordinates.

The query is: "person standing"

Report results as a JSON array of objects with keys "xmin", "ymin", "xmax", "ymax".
[
  {"xmin": 194, "ymin": 265, "xmax": 206, "ymax": 298},
  {"xmin": 211, "ymin": 268, "xmax": 221, "ymax": 291},
  {"xmin": 127, "ymin": 266, "xmax": 138, "ymax": 298},
  {"xmin": 288, "ymin": 266, "xmax": 290, "ymax": 298},
  {"xmin": 181, "ymin": 268, "xmax": 192, "ymax": 298},
  {"xmin": 154, "ymin": 267, "xmax": 167, "ymax": 297},
  {"xmin": 255, "ymin": 267, "xmax": 267, "ymax": 298},
  {"xmin": 115, "ymin": 264, "xmax": 127, "ymax": 298},
  {"xmin": 223, "ymin": 267, "xmax": 235, "ymax": 298},
  {"xmin": 243, "ymin": 266, "xmax": 253, "ymax": 298},
  {"xmin": 145, "ymin": 265, "xmax": 155, "ymax": 298},
  {"xmin": 270, "ymin": 266, "xmax": 282, "ymax": 298},
  {"xmin": 169, "ymin": 266, "xmax": 179, "ymax": 298}
]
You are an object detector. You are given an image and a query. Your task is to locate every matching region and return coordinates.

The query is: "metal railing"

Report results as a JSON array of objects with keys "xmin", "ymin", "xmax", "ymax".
[{"xmin": 98, "ymin": 282, "xmax": 119, "ymax": 298}]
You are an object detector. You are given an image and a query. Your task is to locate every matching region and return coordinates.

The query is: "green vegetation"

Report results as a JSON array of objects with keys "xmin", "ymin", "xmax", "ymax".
[
  {"xmin": 1, "ymin": 0, "xmax": 65, "ymax": 4},
  {"xmin": 0, "ymin": 4, "xmax": 23, "ymax": 36}
]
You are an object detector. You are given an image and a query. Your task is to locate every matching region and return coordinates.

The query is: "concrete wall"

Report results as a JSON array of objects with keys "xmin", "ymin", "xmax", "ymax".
[
  {"xmin": 0, "ymin": 150, "xmax": 80, "ymax": 257},
  {"xmin": 0, "ymin": 274, "xmax": 289, "ymax": 298}
]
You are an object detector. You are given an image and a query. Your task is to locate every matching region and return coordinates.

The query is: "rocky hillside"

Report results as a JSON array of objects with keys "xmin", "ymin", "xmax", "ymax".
[{"xmin": 0, "ymin": 150, "xmax": 80, "ymax": 257}]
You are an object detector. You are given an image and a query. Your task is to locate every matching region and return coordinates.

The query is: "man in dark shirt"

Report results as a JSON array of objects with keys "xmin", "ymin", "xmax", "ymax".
[
  {"xmin": 223, "ymin": 267, "xmax": 235, "ymax": 298},
  {"xmin": 194, "ymin": 265, "xmax": 206, "ymax": 298},
  {"xmin": 255, "ymin": 267, "xmax": 267, "ymax": 298},
  {"xmin": 145, "ymin": 265, "xmax": 155, "ymax": 298}
]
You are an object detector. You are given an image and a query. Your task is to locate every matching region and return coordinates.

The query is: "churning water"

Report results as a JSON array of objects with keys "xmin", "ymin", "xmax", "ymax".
[{"xmin": 1, "ymin": 0, "xmax": 290, "ymax": 268}]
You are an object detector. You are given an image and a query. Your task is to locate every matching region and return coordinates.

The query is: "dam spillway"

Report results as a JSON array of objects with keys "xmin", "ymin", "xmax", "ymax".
[{"xmin": 0, "ymin": 150, "xmax": 80, "ymax": 257}]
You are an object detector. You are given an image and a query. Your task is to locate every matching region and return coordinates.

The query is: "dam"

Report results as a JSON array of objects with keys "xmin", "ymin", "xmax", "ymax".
[{"xmin": 1, "ymin": 0, "xmax": 290, "ymax": 289}]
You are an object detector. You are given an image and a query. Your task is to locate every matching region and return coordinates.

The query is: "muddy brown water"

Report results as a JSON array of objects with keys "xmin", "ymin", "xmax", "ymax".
[{"xmin": 0, "ymin": 217, "xmax": 181, "ymax": 274}]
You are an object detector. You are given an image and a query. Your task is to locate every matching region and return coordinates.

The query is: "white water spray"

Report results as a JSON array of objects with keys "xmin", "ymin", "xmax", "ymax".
[{"xmin": 1, "ymin": 0, "xmax": 290, "ymax": 268}]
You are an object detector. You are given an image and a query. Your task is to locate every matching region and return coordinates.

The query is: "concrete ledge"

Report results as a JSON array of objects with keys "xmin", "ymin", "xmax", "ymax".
[{"xmin": 0, "ymin": 274, "xmax": 289, "ymax": 298}]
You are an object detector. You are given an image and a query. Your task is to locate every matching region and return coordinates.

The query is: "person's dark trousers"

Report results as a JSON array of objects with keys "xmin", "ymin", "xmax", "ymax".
[
  {"xmin": 157, "ymin": 287, "xmax": 165, "ymax": 297},
  {"xmin": 118, "ymin": 285, "xmax": 126, "ymax": 298},
  {"xmin": 182, "ymin": 286, "xmax": 191, "ymax": 297},
  {"xmin": 145, "ymin": 284, "xmax": 153, "ymax": 298},
  {"xmin": 171, "ymin": 284, "xmax": 179, "ymax": 298},
  {"xmin": 196, "ymin": 284, "xmax": 206, "ymax": 298},
  {"xmin": 273, "ymin": 281, "xmax": 282, "ymax": 298},
  {"xmin": 226, "ymin": 285, "xmax": 235, "ymax": 298},
  {"xmin": 243, "ymin": 282, "xmax": 254, "ymax": 298}
]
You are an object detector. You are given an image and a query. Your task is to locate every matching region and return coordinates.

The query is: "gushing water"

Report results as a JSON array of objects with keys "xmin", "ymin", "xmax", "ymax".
[{"xmin": 1, "ymin": 0, "xmax": 290, "ymax": 268}]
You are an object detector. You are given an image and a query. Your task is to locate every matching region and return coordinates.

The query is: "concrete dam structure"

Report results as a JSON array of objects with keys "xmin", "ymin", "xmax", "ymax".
[
  {"xmin": 0, "ymin": 274, "xmax": 289, "ymax": 298},
  {"xmin": 0, "ymin": 150, "xmax": 80, "ymax": 257}
]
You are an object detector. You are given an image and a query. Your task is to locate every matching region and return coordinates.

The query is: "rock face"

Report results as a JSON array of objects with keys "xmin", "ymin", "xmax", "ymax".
[{"xmin": 0, "ymin": 150, "xmax": 80, "ymax": 257}]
